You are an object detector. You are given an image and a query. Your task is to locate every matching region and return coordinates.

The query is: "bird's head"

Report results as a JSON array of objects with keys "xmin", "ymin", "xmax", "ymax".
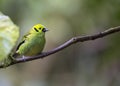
[{"xmin": 30, "ymin": 24, "xmax": 48, "ymax": 33}]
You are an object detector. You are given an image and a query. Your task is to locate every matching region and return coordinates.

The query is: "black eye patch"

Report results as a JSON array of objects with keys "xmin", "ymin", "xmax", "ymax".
[{"xmin": 34, "ymin": 28, "xmax": 39, "ymax": 32}]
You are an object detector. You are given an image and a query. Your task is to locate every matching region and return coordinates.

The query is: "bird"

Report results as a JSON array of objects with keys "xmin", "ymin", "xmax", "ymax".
[{"xmin": 13, "ymin": 24, "xmax": 48, "ymax": 58}]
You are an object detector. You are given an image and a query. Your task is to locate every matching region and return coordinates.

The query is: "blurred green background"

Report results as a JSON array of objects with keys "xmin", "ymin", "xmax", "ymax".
[{"xmin": 0, "ymin": 0, "xmax": 120, "ymax": 86}]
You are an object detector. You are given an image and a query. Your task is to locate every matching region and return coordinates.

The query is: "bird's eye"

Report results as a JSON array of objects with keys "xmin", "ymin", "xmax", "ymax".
[
  {"xmin": 34, "ymin": 28, "xmax": 39, "ymax": 32},
  {"xmin": 39, "ymin": 28, "xmax": 41, "ymax": 30},
  {"xmin": 42, "ymin": 28, "xmax": 46, "ymax": 32}
]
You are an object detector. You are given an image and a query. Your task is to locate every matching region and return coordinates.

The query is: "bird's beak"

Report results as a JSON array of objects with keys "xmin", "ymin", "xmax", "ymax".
[
  {"xmin": 45, "ymin": 28, "xmax": 49, "ymax": 32},
  {"xmin": 43, "ymin": 28, "xmax": 49, "ymax": 32}
]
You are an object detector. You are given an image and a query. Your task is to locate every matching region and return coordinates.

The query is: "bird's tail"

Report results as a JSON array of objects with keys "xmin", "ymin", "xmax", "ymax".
[{"xmin": 12, "ymin": 53, "xmax": 19, "ymax": 58}]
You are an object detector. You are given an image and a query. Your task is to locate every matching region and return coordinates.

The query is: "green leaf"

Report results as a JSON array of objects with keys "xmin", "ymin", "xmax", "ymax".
[{"xmin": 0, "ymin": 12, "xmax": 19, "ymax": 64}]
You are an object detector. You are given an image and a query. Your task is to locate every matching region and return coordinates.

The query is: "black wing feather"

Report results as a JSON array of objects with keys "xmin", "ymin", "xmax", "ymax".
[
  {"xmin": 16, "ymin": 40, "xmax": 25, "ymax": 50},
  {"xmin": 16, "ymin": 33, "xmax": 31, "ymax": 50}
]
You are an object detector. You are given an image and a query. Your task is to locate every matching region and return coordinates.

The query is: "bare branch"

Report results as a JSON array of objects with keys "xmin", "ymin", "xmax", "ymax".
[{"xmin": 1, "ymin": 26, "xmax": 120, "ymax": 68}]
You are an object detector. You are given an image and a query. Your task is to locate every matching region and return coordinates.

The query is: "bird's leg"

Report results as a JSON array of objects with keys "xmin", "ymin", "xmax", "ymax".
[{"xmin": 22, "ymin": 55, "xmax": 26, "ymax": 61}]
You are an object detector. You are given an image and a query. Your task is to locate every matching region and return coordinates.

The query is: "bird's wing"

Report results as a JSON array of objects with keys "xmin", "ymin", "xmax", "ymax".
[{"xmin": 16, "ymin": 33, "xmax": 31, "ymax": 51}]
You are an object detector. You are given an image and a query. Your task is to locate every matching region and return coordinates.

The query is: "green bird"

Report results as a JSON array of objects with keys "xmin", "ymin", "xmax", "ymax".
[{"xmin": 13, "ymin": 24, "xmax": 48, "ymax": 57}]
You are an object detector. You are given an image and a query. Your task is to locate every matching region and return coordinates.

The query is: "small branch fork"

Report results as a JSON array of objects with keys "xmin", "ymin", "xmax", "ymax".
[{"xmin": 1, "ymin": 26, "xmax": 120, "ymax": 68}]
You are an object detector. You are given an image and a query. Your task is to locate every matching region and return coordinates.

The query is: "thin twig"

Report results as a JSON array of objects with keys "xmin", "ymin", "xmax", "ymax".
[{"xmin": 1, "ymin": 26, "xmax": 120, "ymax": 68}]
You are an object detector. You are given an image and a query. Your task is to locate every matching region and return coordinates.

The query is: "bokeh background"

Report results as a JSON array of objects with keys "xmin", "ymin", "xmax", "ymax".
[{"xmin": 0, "ymin": 0, "xmax": 120, "ymax": 86}]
